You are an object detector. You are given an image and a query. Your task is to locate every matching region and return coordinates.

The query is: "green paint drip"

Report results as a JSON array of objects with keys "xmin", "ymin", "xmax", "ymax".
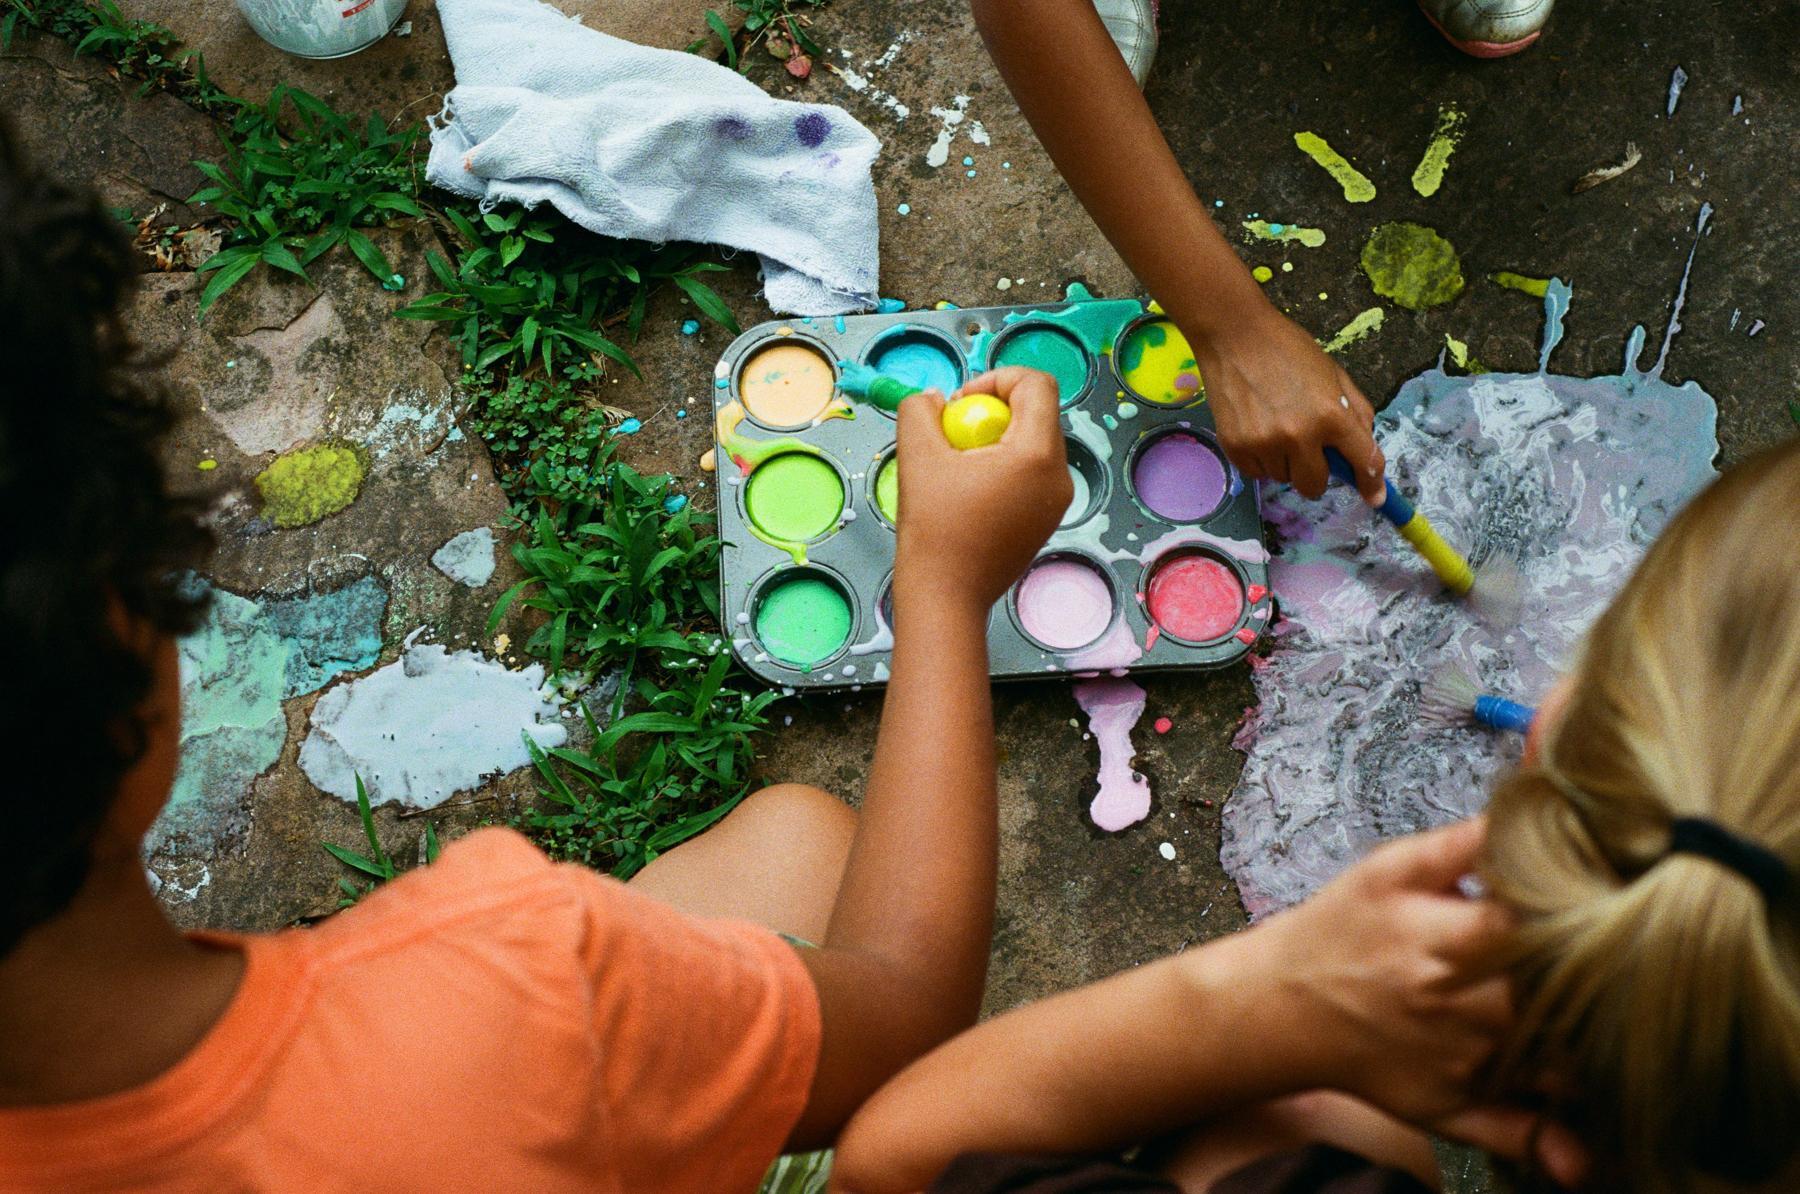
[
  {"xmin": 745, "ymin": 454, "xmax": 844, "ymax": 545},
  {"xmin": 1359, "ymin": 223, "xmax": 1465, "ymax": 311},
  {"xmin": 1410, "ymin": 105, "xmax": 1466, "ymax": 197},
  {"xmin": 255, "ymin": 441, "xmax": 368, "ymax": 528},
  {"xmin": 994, "ymin": 326, "xmax": 1090, "ymax": 406},
  {"xmin": 1294, "ymin": 132, "xmax": 1375, "ymax": 203},
  {"xmin": 757, "ymin": 576, "xmax": 852, "ymax": 666},
  {"xmin": 875, "ymin": 457, "xmax": 898, "ymax": 522},
  {"xmin": 1491, "ymin": 271, "xmax": 1552, "ymax": 298},
  {"xmin": 1244, "ymin": 219, "xmax": 1326, "ymax": 248},
  {"xmin": 1319, "ymin": 307, "xmax": 1385, "ymax": 353}
]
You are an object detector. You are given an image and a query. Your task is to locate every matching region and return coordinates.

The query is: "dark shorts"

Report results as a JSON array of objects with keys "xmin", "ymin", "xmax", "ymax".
[{"xmin": 925, "ymin": 1145, "xmax": 1435, "ymax": 1194}]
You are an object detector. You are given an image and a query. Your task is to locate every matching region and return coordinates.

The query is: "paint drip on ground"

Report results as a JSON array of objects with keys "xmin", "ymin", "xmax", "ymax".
[
  {"xmin": 994, "ymin": 325, "xmax": 1088, "ymax": 406},
  {"xmin": 1075, "ymin": 678, "xmax": 1151, "ymax": 831},
  {"xmin": 1410, "ymin": 104, "xmax": 1466, "ymax": 197},
  {"xmin": 1492, "ymin": 272, "xmax": 1551, "ymax": 298},
  {"xmin": 1016, "ymin": 557, "xmax": 1113, "ymax": 650},
  {"xmin": 155, "ymin": 576, "xmax": 390, "ymax": 856},
  {"xmin": 255, "ymin": 441, "xmax": 369, "ymax": 529},
  {"xmin": 870, "ymin": 331, "xmax": 960, "ymax": 395},
  {"xmin": 1223, "ymin": 270, "xmax": 1720, "ymax": 917},
  {"xmin": 745, "ymin": 453, "xmax": 844, "ymax": 543},
  {"xmin": 432, "ymin": 527, "xmax": 496, "ymax": 587},
  {"xmin": 1360, "ymin": 224, "xmax": 1465, "ymax": 311},
  {"xmin": 1119, "ymin": 319, "xmax": 1202, "ymax": 405},
  {"xmin": 741, "ymin": 342, "xmax": 836, "ymax": 426},
  {"xmin": 1320, "ymin": 308, "xmax": 1384, "ymax": 353},
  {"xmin": 1146, "ymin": 554, "xmax": 1243, "ymax": 642},
  {"xmin": 1134, "ymin": 433, "xmax": 1226, "ymax": 521},
  {"xmin": 1294, "ymin": 132, "xmax": 1375, "ymax": 202},
  {"xmin": 757, "ymin": 575, "xmax": 853, "ymax": 666},
  {"xmin": 299, "ymin": 644, "xmax": 568, "ymax": 810},
  {"xmin": 1243, "ymin": 220, "xmax": 1326, "ymax": 248}
]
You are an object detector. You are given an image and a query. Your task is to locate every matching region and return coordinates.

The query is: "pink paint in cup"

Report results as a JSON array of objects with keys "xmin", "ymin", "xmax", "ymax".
[{"xmin": 1015, "ymin": 555, "xmax": 1115, "ymax": 650}]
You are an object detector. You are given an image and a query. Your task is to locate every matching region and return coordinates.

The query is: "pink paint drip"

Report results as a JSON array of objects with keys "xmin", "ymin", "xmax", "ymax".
[{"xmin": 1074, "ymin": 678, "xmax": 1151, "ymax": 832}]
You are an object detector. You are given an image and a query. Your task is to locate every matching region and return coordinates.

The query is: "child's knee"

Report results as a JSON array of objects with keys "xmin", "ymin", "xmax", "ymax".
[{"xmin": 734, "ymin": 783, "xmax": 857, "ymax": 847}]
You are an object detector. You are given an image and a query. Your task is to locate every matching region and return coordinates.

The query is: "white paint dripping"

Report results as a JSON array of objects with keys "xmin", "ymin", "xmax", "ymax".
[{"xmin": 926, "ymin": 96, "xmax": 971, "ymax": 168}]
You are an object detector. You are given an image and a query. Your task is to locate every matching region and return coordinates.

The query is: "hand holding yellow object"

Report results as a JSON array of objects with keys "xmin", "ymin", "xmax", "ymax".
[{"xmin": 941, "ymin": 393, "xmax": 1012, "ymax": 450}]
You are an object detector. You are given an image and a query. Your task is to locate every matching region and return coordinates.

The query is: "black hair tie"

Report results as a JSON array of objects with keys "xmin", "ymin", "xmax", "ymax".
[{"xmin": 1668, "ymin": 818, "xmax": 1791, "ymax": 906}]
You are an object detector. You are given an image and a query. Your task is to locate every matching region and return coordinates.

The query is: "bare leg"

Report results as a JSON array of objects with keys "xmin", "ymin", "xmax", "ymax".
[
  {"xmin": 629, "ymin": 783, "xmax": 857, "ymax": 945},
  {"xmin": 1160, "ymin": 1091, "xmax": 1440, "ymax": 1194}
]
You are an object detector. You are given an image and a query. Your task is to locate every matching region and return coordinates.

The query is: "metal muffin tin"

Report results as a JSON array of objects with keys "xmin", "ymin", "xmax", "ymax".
[{"xmin": 711, "ymin": 291, "xmax": 1271, "ymax": 691}]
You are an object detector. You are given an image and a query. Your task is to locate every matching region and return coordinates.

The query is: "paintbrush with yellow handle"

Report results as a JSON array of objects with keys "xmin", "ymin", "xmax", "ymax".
[{"xmin": 1324, "ymin": 447, "xmax": 1522, "ymax": 625}]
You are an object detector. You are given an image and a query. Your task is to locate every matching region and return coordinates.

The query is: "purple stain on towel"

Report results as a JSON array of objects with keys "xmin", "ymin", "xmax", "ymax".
[
  {"xmin": 715, "ymin": 116, "xmax": 754, "ymax": 142},
  {"xmin": 794, "ymin": 112, "xmax": 830, "ymax": 148}
]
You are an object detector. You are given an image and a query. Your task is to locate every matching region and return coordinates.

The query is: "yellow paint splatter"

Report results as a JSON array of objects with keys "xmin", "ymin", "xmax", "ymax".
[
  {"xmin": 254, "ymin": 441, "xmax": 368, "ymax": 529},
  {"xmin": 197, "ymin": 459, "xmax": 217, "ymax": 470},
  {"xmin": 1319, "ymin": 308, "xmax": 1385, "ymax": 353},
  {"xmin": 700, "ymin": 448, "xmax": 717, "ymax": 471},
  {"xmin": 1491, "ymin": 271, "xmax": 1552, "ymax": 298},
  {"xmin": 1243, "ymin": 219, "xmax": 1326, "ymax": 248},
  {"xmin": 1443, "ymin": 334, "xmax": 1490, "ymax": 374},
  {"xmin": 1294, "ymin": 132, "xmax": 1376, "ymax": 203},
  {"xmin": 1252, "ymin": 266, "xmax": 1274, "ymax": 283},
  {"xmin": 1410, "ymin": 105, "xmax": 1466, "ymax": 197}
]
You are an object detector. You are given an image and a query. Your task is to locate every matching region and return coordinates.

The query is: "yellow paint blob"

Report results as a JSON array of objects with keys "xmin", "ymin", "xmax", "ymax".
[
  {"xmin": 739, "ymin": 342, "xmax": 835, "ymax": 427},
  {"xmin": 942, "ymin": 393, "xmax": 1011, "ymax": 449},
  {"xmin": 1411, "ymin": 105, "xmax": 1466, "ymax": 197},
  {"xmin": 1252, "ymin": 266, "xmax": 1274, "ymax": 283},
  {"xmin": 1319, "ymin": 308, "xmax": 1385, "ymax": 353},
  {"xmin": 1294, "ymin": 132, "xmax": 1376, "ymax": 203},
  {"xmin": 1119, "ymin": 319, "xmax": 1203, "ymax": 406}
]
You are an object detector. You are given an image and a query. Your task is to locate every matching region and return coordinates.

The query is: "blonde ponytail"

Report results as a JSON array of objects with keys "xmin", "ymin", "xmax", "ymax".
[{"xmin": 1482, "ymin": 439, "xmax": 1800, "ymax": 1192}]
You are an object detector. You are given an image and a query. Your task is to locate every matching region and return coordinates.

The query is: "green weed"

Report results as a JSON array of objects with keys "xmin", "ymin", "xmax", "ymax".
[
  {"xmin": 517, "ymin": 651, "xmax": 778, "ymax": 877},
  {"xmin": 690, "ymin": 0, "xmax": 827, "ymax": 73},
  {"xmin": 398, "ymin": 205, "xmax": 738, "ymax": 377},
  {"xmin": 189, "ymin": 84, "xmax": 424, "ymax": 317},
  {"xmin": 490, "ymin": 461, "xmax": 719, "ymax": 686},
  {"xmin": 323, "ymin": 775, "xmax": 441, "ymax": 904},
  {"xmin": 1, "ymin": 0, "xmax": 228, "ymax": 109}
]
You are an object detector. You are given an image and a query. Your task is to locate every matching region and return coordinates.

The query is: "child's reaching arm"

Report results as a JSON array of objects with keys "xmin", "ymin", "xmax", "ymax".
[
  {"xmin": 828, "ymin": 819, "xmax": 1584, "ymax": 1191},
  {"xmin": 972, "ymin": 0, "xmax": 1386, "ymax": 504},
  {"xmin": 785, "ymin": 367, "xmax": 1072, "ymax": 1149}
]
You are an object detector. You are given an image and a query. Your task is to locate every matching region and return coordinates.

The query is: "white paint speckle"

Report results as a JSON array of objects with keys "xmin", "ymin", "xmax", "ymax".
[{"xmin": 1159, "ymin": 842, "xmax": 1176, "ymax": 860}]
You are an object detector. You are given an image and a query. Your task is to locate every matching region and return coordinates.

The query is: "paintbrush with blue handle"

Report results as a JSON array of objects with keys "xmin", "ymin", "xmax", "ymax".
[
  {"xmin": 1418, "ymin": 662, "xmax": 1536, "ymax": 734},
  {"xmin": 1323, "ymin": 446, "xmax": 1523, "ymax": 625}
]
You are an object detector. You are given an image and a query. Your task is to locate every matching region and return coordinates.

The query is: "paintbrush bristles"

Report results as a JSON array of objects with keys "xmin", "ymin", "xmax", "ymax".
[
  {"xmin": 1418, "ymin": 661, "xmax": 1481, "ymax": 729},
  {"xmin": 1468, "ymin": 551, "xmax": 1525, "ymax": 628}
]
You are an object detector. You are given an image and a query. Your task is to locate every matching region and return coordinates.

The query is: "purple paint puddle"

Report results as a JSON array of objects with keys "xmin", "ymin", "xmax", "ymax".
[
  {"xmin": 1016, "ymin": 556, "xmax": 1113, "ymax": 650},
  {"xmin": 794, "ymin": 111, "xmax": 831, "ymax": 147},
  {"xmin": 1224, "ymin": 263, "xmax": 1721, "ymax": 918},
  {"xmin": 1133, "ymin": 433, "xmax": 1227, "ymax": 521},
  {"xmin": 1075, "ymin": 678, "xmax": 1151, "ymax": 832}
]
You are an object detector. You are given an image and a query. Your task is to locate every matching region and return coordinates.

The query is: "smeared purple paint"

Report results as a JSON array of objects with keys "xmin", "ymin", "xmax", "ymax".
[
  {"xmin": 1075, "ymin": 678, "xmax": 1152, "ymax": 832},
  {"xmin": 794, "ymin": 112, "xmax": 831, "ymax": 147},
  {"xmin": 716, "ymin": 115, "xmax": 754, "ymax": 141}
]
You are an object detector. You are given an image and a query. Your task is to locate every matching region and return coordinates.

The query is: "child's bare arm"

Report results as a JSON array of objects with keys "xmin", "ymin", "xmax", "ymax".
[
  {"xmin": 971, "ymin": 0, "xmax": 1385, "ymax": 504},
  {"xmin": 785, "ymin": 367, "xmax": 1072, "ymax": 1149},
  {"xmin": 828, "ymin": 820, "xmax": 1580, "ymax": 1191}
]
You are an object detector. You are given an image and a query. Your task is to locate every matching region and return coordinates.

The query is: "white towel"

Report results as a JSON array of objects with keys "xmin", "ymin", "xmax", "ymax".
[{"xmin": 426, "ymin": 0, "xmax": 882, "ymax": 315}]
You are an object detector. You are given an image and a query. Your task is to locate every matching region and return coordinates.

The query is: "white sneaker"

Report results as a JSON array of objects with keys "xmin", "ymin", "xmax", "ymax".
[
  {"xmin": 1095, "ymin": 0, "xmax": 1157, "ymax": 86},
  {"xmin": 1417, "ymin": 0, "xmax": 1553, "ymax": 56}
]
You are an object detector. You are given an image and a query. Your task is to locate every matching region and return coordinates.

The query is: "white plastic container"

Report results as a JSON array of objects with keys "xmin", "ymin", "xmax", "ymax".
[{"xmin": 237, "ymin": 0, "xmax": 407, "ymax": 58}]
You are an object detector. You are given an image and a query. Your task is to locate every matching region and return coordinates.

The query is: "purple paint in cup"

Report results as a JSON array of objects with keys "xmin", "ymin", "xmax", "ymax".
[
  {"xmin": 1132, "ymin": 433, "xmax": 1227, "ymax": 522},
  {"xmin": 1015, "ymin": 556, "xmax": 1114, "ymax": 650}
]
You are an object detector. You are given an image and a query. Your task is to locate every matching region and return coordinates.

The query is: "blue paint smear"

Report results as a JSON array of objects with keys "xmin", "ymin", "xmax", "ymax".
[
  {"xmin": 616, "ymin": 418, "xmax": 642, "ymax": 434},
  {"xmin": 664, "ymin": 494, "xmax": 690, "ymax": 514},
  {"xmin": 681, "ymin": 319, "xmax": 700, "ymax": 335},
  {"xmin": 871, "ymin": 336, "xmax": 961, "ymax": 395},
  {"xmin": 264, "ymin": 575, "xmax": 388, "ymax": 696},
  {"xmin": 834, "ymin": 315, "xmax": 847, "ymax": 334},
  {"xmin": 877, "ymin": 297, "xmax": 906, "ymax": 314}
]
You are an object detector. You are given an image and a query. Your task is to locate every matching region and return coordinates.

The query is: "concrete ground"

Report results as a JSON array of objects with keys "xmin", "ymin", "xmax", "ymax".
[{"xmin": 3, "ymin": 0, "xmax": 1794, "ymax": 1184}]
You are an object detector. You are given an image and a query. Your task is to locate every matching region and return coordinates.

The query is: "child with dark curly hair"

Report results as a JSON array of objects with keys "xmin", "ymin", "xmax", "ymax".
[{"xmin": 0, "ymin": 119, "xmax": 1080, "ymax": 1192}]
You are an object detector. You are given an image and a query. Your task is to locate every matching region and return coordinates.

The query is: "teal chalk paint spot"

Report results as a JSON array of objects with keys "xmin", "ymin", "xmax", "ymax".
[
  {"xmin": 877, "ymin": 297, "xmax": 906, "ymax": 313},
  {"xmin": 716, "ymin": 377, "xmax": 728, "ymax": 388},
  {"xmin": 963, "ymin": 156, "xmax": 974, "ymax": 165},
  {"xmin": 263, "ymin": 575, "xmax": 388, "ymax": 696},
  {"xmin": 1268, "ymin": 223, "xmax": 1285, "ymax": 234},
  {"xmin": 681, "ymin": 320, "xmax": 699, "ymax": 334},
  {"xmin": 1103, "ymin": 414, "xmax": 1118, "ymax": 429},
  {"xmin": 967, "ymin": 170, "xmax": 976, "ymax": 178},
  {"xmin": 834, "ymin": 315, "xmax": 847, "ymax": 334},
  {"xmin": 993, "ymin": 325, "xmax": 1089, "ymax": 406},
  {"xmin": 756, "ymin": 575, "xmax": 853, "ymax": 666},
  {"xmin": 870, "ymin": 329, "xmax": 961, "ymax": 395},
  {"xmin": 897, "ymin": 203, "xmax": 911, "ymax": 215}
]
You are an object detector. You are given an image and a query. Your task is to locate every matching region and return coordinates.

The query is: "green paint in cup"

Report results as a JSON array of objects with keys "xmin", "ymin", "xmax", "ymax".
[
  {"xmin": 745, "ymin": 453, "xmax": 844, "ymax": 542},
  {"xmin": 875, "ymin": 456, "xmax": 898, "ymax": 523},
  {"xmin": 756, "ymin": 574, "xmax": 853, "ymax": 666},
  {"xmin": 993, "ymin": 325, "xmax": 1088, "ymax": 406}
]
